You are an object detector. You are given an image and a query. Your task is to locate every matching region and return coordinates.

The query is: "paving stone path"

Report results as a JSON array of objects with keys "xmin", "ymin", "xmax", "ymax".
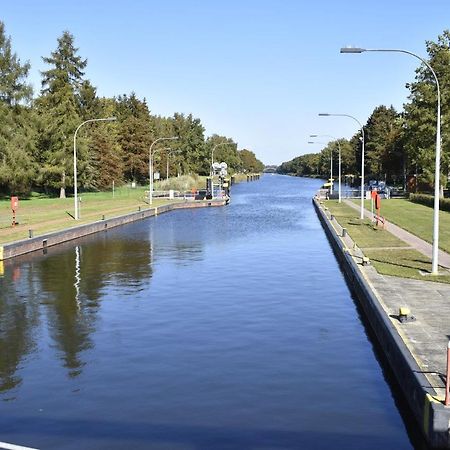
[
  {"xmin": 326, "ymin": 201, "xmax": 450, "ymax": 399},
  {"xmin": 343, "ymin": 199, "xmax": 450, "ymax": 269}
]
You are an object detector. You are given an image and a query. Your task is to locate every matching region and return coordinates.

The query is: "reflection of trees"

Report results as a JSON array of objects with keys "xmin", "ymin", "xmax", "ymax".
[
  {"xmin": 0, "ymin": 264, "xmax": 39, "ymax": 394},
  {"xmin": 38, "ymin": 237, "xmax": 152, "ymax": 378}
]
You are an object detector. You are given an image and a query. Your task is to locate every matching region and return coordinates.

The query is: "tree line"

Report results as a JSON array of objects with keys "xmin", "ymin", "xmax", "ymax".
[
  {"xmin": 278, "ymin": 30, "xmax": 450, "ymax": 193},
  {"xmin": 0, "ymin": 22, "xmax": 264, "ymax": 197}
]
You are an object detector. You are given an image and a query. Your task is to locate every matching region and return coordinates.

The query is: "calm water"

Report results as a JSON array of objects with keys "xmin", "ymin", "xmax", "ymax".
[{"xmin": 1, "ymin": 175, "xmax": 425, "ymax": 449}]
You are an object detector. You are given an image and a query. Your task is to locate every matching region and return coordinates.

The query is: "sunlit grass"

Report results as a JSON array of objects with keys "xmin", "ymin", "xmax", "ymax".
[
  {"xmin": 325, "ymin": 200, "xmax": 450, "ymax": 283},
  {"xmin": 0, "ymin": 186, "xmax": 177, "ymax": 244}
]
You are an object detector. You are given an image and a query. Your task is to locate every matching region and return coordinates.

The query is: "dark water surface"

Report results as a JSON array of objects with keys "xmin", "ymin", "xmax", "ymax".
[{"xmin": 1, "ymin": 175, "xmax": 425, "ymax": 449}]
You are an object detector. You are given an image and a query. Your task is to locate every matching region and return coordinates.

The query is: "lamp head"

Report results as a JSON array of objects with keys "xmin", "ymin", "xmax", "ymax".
[
  {"xmin": 107, "ymin": 117, "xmax": 117, "ymax": 121},
  {"xmin": 309, "ymin": 134, "xmax": 318, "ymax": 137},
  {"xmin": 340, "ymin": 47, "xmax": 366, "ymax": 54},
  {"xmin": 318, "ymin": 113, "xmax": 330, "ymax": 116}
]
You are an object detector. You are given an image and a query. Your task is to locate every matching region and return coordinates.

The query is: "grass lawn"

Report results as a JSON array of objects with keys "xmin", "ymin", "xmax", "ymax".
[
  {"xmin": 0, "ymin": 186, "xmax": 178, "ymax": 244},
  {"xmin": 356, "ymin": 198, "xmax": 450, "ymax": 253},
  {"xmin": 325, "ymin": 200, "xmax": 450, "ymax": 283}
]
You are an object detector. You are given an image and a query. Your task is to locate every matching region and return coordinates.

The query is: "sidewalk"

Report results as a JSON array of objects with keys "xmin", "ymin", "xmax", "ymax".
[
  {"xmin": 324, "ymin": 200, "xmax": 450, "ymax": 401},
  {"xmin": 343, "ymin": 199, "xmax": 450, "ymax": 269}
]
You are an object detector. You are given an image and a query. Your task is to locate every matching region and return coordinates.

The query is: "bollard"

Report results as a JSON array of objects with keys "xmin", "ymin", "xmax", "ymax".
[
  {"xmin": 342, "ymin": 228, "xmax": 347, "ymax": 237},
  {"xmin": 446, "ymin": 341, "xmax": 450, "ymax": 406},
  {"xmin": 28, "ymin": 229, "xmax": 33, "ymax": 238},
  {"xmin": 330, "ymin": 214, "xmax": 334, "ymax": 221},
  {"xmin": 102, "ymin": 214, "xmax": 105, "ymax": 220},
  {"xmin": 138, "ymin": 206, "xmax": 141, "ymax": 212}
]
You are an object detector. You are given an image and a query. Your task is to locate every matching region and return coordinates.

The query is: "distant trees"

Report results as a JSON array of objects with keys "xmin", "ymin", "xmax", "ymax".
[
  {"xmin": 0, "ymin": 23, "xmax": 264, "ymax": 197},
  {"xmin": 278, "ymin": 29, "xmax": 450, "ymax": 192},
  {"xmin": 0, "ymin": 22, "xmax": 35, "ymax": 194}
]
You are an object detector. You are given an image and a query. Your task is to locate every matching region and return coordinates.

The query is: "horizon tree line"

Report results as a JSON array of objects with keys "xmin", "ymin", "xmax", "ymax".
[
  {"xmin": 0, "ymin": 22, "xmax": 264, "ymax": 197},
  {"xmin": 277, "ymin": 30, "xmax": 450, "ymax": 194}
]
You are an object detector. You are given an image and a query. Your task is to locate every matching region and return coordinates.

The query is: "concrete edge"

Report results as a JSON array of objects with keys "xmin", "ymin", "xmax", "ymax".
[
  {"xmin": 0, "ymin": 199, "xmax": 226, "ymax": 261},
  {"xmin": 312, "ymin": 197, "xmax": 450, "ymax": 448}
]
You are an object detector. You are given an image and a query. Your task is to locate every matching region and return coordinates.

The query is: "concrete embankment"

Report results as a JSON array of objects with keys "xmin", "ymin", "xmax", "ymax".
[
  {"xmin": 313, "ymin": 197, "xmax": 450, "ymax": 448},
  {"xmin": 0, "ymin": 199, "xmax": 226, "ymax": 261}
]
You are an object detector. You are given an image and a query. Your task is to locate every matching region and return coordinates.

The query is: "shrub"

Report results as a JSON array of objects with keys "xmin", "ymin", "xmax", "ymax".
[{"xmin": 409, "ymin": 193, "xmax": 450, "ymax": 212}]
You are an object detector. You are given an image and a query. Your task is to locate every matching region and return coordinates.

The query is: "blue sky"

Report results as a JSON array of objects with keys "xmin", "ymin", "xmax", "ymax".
[{"xmin": 2, "ymin": 0, "xmax": 450, "ymax": 164}]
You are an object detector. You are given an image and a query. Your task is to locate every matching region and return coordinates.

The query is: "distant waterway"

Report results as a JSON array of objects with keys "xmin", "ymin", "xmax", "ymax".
[{"xmin": 1, "ymin": 175, "xmax": 425, "ymax": 449}]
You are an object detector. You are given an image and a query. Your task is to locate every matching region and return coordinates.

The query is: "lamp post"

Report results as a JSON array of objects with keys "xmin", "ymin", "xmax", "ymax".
[
  {"xmin": 311, "ymin": 134, "xmax": 342, "ymax": 202},
  {"xmin": 319, "ymin": 113, "xmax": 365, "ymax": 219},
  {"xmin": 307, "ymin": 140, "xmax": 333, "ymax": 194},
  {"xmin": 340, "ymin": 47, "xmax": 441, "ymax": 274},
  {"xmin": 165, "ymin": 148, "xmax": 180, "ymax": 180},
  {"xmin": 149, "ymin": 137, "xmax": 178, "ymax": 205},
  {"xmin": 73, "ymin": 117, "xmax": 116, "ymax": 220}
]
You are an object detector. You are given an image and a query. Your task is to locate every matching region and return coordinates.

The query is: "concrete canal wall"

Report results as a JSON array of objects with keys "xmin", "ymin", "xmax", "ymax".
[
  {"xmin": 0, "ymin": 199, "xmax": 226, "ymax": 261},
  {"xmin": 313, "ymin": 197, "xmax": 450, "ymax": 449}
]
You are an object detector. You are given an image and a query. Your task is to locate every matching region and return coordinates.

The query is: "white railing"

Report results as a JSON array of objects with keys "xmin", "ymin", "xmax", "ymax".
[{"xmin": 144, "ymin": 189, "xmax": 227, "ymax": 202}]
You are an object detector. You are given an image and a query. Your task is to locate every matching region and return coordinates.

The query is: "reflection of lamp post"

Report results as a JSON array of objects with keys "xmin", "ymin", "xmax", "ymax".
[
  {"xmin": 319, "ymin": 113, "xmax": 365, "ymax": 219},
  {"xmin": 340, "ymin": 47, "xmax": 441, "ymax": 273},
  {"xmin": 308, "ymin": 140, "xmax": 333, "ymax": 194},
  {"xmin": 73, "ymin": 117, "xmax": 116, "ymax": 220},
  {"xmin": 311, "ymin": 134, "xmax": 342, "ymax": 203},
  {"xmin": 149, "ymin": 137, "xmax": 178, "ymax": 205}
]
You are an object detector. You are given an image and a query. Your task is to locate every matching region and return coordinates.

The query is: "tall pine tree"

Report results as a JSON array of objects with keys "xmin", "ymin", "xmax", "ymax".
[
  {"xmin": 37, "ymin": 31, "xmax": 87, "ymax": 198},
  {"xmin": 0, "ymin": 21, "xmax": 36, "ymax": 194}
]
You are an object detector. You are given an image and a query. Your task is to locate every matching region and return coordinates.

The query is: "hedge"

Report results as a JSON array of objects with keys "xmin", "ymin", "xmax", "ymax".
[{"xmin": 409, "ymin": 193, "xmax": 450, "ymax": 212}]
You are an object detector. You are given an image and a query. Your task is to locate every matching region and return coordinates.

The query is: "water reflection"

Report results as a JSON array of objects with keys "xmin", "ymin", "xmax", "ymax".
[
  {"xmin": 0, "ymin": 235, "xmax": 156, "ymax": 385},
  {"xmin": 0, "ymin": 176, "xmax": 424, "ymax": 449},
  {"xmin": 0, "ymin": 263, "xmax": 39, "ymax": 396}
]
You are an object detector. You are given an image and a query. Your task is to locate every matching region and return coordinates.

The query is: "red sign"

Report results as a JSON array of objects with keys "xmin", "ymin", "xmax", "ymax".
[{"xmin": 11, "ymin": 196, "xmax": 18, "ymax": 211}]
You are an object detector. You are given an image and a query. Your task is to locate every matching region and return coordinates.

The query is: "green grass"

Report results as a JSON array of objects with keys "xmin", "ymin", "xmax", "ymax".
[
  {"xmin": 325, "ymin": 200, "xmax": 450, "ymax": 283},
  {"xmin": 356, "ymin": 198, "xmax": 450, "ymax": 253},
  {"xmin": 0, "ymin": 185, "xmax": 179, "ymax": 244},
  {"xmin": 0, "ymin": 172, "xmax": 250, "ymax": 245}
]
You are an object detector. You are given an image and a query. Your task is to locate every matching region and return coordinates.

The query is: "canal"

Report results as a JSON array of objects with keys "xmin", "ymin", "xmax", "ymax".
[{"xmin": 1, "ymin": 175, "xmax": 425, "ymax": 449}]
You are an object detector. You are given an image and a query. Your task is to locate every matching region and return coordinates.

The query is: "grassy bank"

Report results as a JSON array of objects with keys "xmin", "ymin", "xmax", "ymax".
[
  {"xmin": 0, "ymin": 173, "xmax": 257, "ymax": 245},
  {"xmin": 0, "ymin": 186, "xmax": 174, "ymax": 244},
  {"xmin": 325, "ymin": 200, "xmax": 450, "ymax": 283},
  {"xmin": 355, "ymin": 198, "xmax": 450, "ymax": 254}
]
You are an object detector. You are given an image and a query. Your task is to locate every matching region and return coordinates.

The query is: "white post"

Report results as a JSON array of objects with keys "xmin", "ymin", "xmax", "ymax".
[
  {"xmin": 149, "ymin": 137, "xmax": 178, "ymax": 205},
  {"xmin": 318, "ymin": 115, "xmax": 365, "ymax": 218},
  {"xmin": 340, "ymin": 47, "xmax": 441, "ymax": 273},
  {"xmin": 166, "ymin": 155, "xmax": 169, "ymax": 181},
  {"xmin": 330, "ymin": 150, "xmax": 333, "ymax": 194},
  {"xmin": 337, "ymin": 141, "xmax": 342, "ymax": 203},
  {"xmin": 73, "ymin": 117, "xmax": 116, "ymax": 220}
]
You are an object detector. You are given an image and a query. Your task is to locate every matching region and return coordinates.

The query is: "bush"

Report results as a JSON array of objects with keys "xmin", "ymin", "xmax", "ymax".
[
  {"xmin": 155, "ymin": 174, "xmax": 205, "ymax": 192},
  {"xmin": 409, "ymin": 193, "xmax": 450, "ymax": 212}
]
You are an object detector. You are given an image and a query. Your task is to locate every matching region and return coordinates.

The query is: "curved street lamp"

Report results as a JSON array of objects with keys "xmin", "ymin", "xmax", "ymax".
[
  {"xmin": 73, "ymin": 117, "xmax": 116, "ymax": 220},
  {"xmin": 310, "ymin": 134, "xmax": 342, "ymax": 203},
  {"xmin": 319, "ymin": 113, "xmax": 365, "ymax": 219},
  {"xmin": 149, "ymin": 137, "xmax": 179, "ymax": 205},
  {"xmin": 341, "ymin": 46, "xmax": 441, "ymax": 274}
]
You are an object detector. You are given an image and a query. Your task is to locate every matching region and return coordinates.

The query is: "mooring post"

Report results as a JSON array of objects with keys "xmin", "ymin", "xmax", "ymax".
[{"xmin": 445, "ymin": 341, "xmax": 450, "ymax": 406}]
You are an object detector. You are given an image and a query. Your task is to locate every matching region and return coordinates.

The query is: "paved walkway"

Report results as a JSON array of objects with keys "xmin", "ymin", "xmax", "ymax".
[
  {"xmin": 343, "ymin": 199, "xmax": 450, "ymax": 269},
  {"xmin": 325, "ymin": 201, "xmax": 450, "ymax": 399}
]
